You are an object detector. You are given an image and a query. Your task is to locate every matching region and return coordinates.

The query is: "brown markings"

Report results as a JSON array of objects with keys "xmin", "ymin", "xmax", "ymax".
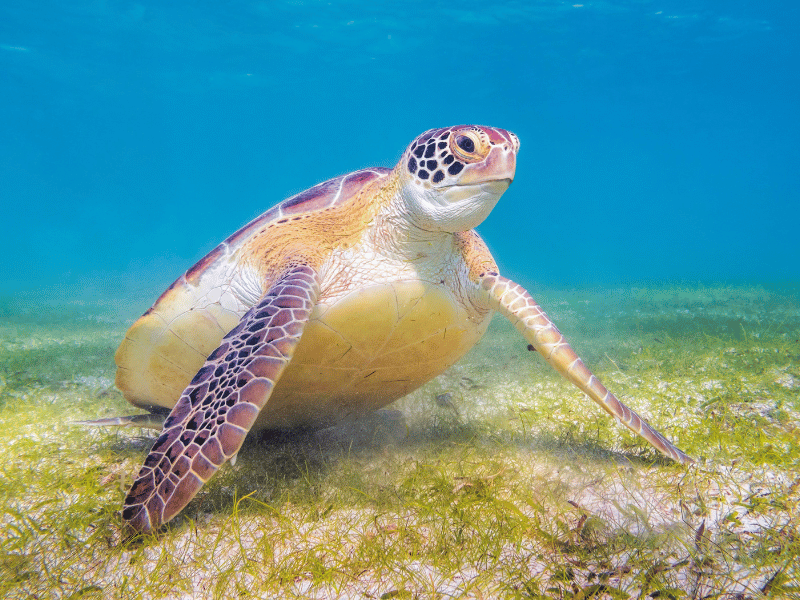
[
  {"xmin": 455, "ymin": 230, "xmax": 498, "ymax": 284},
  {"xmin": 122, "ymin": 266, "xmax": 322, "ymax": 532},
  {"xmin": 246, "ymin": 357, "xmax": 283, "ymax": 378},
  {"xmin": 242, "ymin": 168, "xmax": 399, "ymax": 283},
  {"xmin": 185, "ymin": 245, "xmax": 226, "ymax": 286},
  {"xmin": 163, "ymin": 476, "xmax": 202, "ymax": 518},
  {"xmin": 223, "ymin": 206, "xmax": 281, "ymax": 249},
  {"xmin": 149, "ymin": 275, "xmax": 189, "ymax": 311},
  {"xmin": 218, "ymin": 424, "xmax": 243, "ymax": 456},
  {"xmin": 239, "ymin": 378, "xmax": 273, "ymax": 403},
  {"xmin": 200, "ymin": 438, "xmax": 225, "ymax": 465},
  {"xmin": 416, "ymin": 129, "xmax": 439, "ymax": 144},
  {"xmin": 482, "ymin": 126, "xmax": 513, "ymax": 146},
  {"xmin": 135, "ymin": 168, "xmax": 393, "ymax": 325},
  {"xmin": 226, "ymin": 402, "xmax": 259, "ymax": 428},
  {"xmin": 281, "ymin": 178, "xmax": 341, "ymax": 215},
  {"xmin": 339, "ymin": 169, "xmax": 387, "ymax": 201},
  {"xmin": 192, "ymin": 454, "xmax": 216, "ymax": 480}
]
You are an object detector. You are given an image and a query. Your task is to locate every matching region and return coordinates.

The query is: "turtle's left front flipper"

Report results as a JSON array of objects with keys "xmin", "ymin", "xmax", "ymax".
[
  {"xmin": 122, "ymin": 264, "xmax": 321, "ymax": 533},
  {"xmin": 481, "ymin": 273, "xmax": 693, "ymax": 465}
]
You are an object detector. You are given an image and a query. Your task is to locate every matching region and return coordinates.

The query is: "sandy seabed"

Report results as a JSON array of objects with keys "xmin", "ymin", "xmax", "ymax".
[{"xmin": 1, "ymin": 282, "xmax": 798, "ymax": 599}]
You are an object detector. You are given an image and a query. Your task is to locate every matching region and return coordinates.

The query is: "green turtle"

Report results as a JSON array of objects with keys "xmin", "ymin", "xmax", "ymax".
[{"xmin": 112, "ymin": 125, "xmax": 692, "ymax": 533}]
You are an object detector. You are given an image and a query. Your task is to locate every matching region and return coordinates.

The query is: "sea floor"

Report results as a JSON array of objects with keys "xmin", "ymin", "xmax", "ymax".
[{"xmin": 1, "ymin": 282, "xmax": 798, "ymax": 599}]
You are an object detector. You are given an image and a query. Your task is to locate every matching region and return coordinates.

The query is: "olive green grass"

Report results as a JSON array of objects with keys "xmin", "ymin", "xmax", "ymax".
[{"xmin": 1, "ymin": 283, "xmax": 798, "ymax": 599}]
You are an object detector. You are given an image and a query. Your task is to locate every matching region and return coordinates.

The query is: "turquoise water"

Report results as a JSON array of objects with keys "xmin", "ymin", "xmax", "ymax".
[
  {"xmin": 1, "ymin": 1, "xmax": 797, "ymax": 299},
  {"xmin": 2, "ymin": 6, "xmax": 800, "ymax": 593}
]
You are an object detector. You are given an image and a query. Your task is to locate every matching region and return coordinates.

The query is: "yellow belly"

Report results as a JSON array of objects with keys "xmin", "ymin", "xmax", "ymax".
[
  {"xmin": 256, "ymin": 281, "xmax": 490, "ymax": 428},
  {"xmin": 116, "ymin": 280, "xmax": 491, "ymax": 429}
]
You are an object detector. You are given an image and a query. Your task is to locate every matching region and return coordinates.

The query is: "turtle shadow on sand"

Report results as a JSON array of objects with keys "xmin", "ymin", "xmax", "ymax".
[
  {"xmin": 106, "ymin": 409, "xmax": 411, "ymax": 525},
  {"xmin": 108, "ymin": 405, "xmax": 674, "ymax": 534}
]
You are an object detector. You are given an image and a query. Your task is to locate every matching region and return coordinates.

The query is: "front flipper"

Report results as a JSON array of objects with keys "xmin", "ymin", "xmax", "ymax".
[
  {"xmin": 481, "ymin": 274, "xmax": 693, "ymax": 465},
  {"xmin": 122, "ymin": 264, "xmax": 321, "ymax": 533}
]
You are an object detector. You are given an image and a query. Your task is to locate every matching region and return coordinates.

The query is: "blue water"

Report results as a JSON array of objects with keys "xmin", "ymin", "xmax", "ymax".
[{"xmin": 2, "ymin": 1, "xmax": 798, "ymax": 298}]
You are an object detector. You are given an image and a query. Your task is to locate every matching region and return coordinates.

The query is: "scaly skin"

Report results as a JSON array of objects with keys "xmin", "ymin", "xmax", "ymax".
[
  {"xmin": 479, "ymin": 273, "xmax": 693, "ymax": 465},
  {"xmin": 116, "ymin": 125, "xmax": 691, "ymax": 534},
  {"xmin": 122, "ymin": 265, "xmax": 320, "ymax": 532}
]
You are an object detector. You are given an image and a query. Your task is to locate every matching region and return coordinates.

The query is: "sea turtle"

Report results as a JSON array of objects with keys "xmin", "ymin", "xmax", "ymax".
[{"xmin": 111, "ymin": 125, "xmax": 692, "ymax": 533}]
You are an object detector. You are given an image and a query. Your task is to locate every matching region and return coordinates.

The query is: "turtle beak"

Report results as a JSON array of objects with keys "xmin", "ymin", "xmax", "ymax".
[
  {"xmin": 455, "ymin": 145, "xmax": 517, "ymax": 187},
  {"xmin": 483, "ymin": 178, "xmax": 512, "ymax": 192},
  {"xmin": 440, "ymin": 177, "xmax": 511, "ymax": 205}
]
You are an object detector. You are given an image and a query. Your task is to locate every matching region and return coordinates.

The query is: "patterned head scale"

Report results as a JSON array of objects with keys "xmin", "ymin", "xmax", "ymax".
[
  {"xmin": 397, "ymin": 125, "xmax": 519, "ymax": 233},
  {"xmin": 403, "ymin": 125, "xmax": 520, "ymax": 187}
]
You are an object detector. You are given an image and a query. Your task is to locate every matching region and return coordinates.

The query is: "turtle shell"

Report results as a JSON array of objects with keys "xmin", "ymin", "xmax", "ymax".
[
  {"xmin": 115, "ymin": 167, "xmax": 393, "ymax": 412},
  {"xmin": 169, "ymin": 167, "xmax": 392, "ymax": 296}
]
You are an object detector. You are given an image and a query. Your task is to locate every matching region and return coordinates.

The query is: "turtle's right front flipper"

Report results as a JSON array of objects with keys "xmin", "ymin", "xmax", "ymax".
[
  {"xmin": 480, "ymin": 273, "xmax": 693, "ymax": 465},
  {"xmin": 122, "ymin": 264, "xmax": 320, "ymax": 533}
]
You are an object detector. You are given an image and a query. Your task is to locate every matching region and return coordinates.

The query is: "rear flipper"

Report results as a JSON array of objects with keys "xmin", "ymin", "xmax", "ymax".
[
  {"xmin": 481, "ymin": 273, "xmax": 693, "ymax": 465},
  {"xmin": 122, "ymin": 264, "xmax": 321, "ymax": 533}
]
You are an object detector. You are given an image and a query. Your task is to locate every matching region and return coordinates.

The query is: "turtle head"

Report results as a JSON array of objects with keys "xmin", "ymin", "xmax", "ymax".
[{"xmin": 398, "ymin": 125, "xmax": 519, "ymax": 233}]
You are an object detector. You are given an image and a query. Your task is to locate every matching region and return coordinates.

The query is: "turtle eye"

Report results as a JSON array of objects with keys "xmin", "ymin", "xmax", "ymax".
[
  {"xmin": 456, "ymin": 135, "xmax": 475, "ymax": 153},
  {"xmin": 451, "ymin": 131, "xmax": 483, "ymax": 162}
]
